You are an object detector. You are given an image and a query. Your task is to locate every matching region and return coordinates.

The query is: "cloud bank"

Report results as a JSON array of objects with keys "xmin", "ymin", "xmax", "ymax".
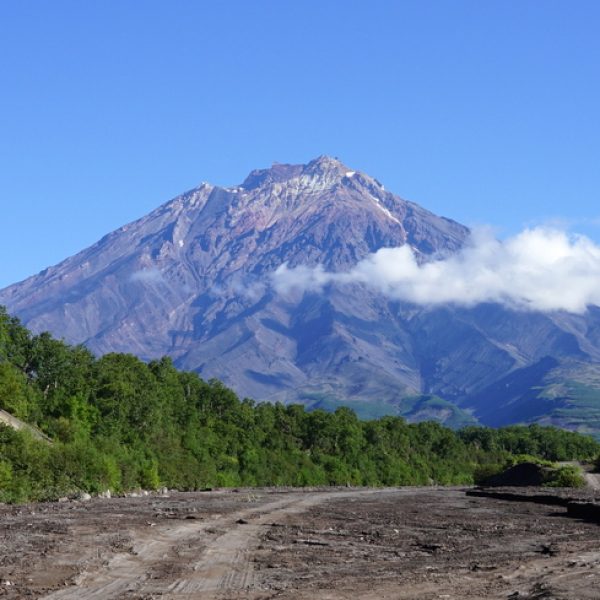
[{"xmin": 272, "ymin": 227, "xmax": 600, "ymax": 314}]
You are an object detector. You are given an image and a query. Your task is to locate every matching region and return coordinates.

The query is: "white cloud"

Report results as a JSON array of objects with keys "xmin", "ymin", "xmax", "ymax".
[
  {"xmin": 129, "ymin": 268, "xmax": 165, "ymax": 283},
  {"xmin": 272, "ymin": 227, "xmax": 600, "ymax": 314},
  {"xmin": 210, "ymin": 273, "xmax": 267, "ymax": 302}
]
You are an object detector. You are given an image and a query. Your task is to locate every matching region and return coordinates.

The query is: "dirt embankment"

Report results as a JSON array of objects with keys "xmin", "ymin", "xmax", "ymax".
[
  {"xmin": 0, "ymin": 487, "xmax": 599, "ymax": 599},
  {"xmin": 0, "ymin": 410, "xmax": 51, "ymax": 443}
]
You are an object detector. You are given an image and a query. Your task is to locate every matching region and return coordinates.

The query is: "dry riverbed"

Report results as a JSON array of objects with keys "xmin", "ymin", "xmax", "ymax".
[{"xmin": 0, "ymin": 487, "xmax": 599, "ymax": 599}]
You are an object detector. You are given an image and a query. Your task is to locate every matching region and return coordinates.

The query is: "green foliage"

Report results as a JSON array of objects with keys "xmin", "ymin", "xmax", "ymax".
[
  {"xmin": 0, "ymin": 305, "xmax": 599, "ymax": 503},
  {"xmin": 0, "ymin": 362, "xmax": 30, "ymax": 419},
  {"xmin": 458, "ymin": 425, "xmax": 599, "ymax": 462},
  {"xmin": 473, "ymin": 463, "xmax": 504, "ymax": 485},
  {"xmin": 504, "ymin": 454, "xmax": 556, "ymax": 468},
  {"xmin": 544, "ymin": 465, "xmax": 586, "ymax": 488}
]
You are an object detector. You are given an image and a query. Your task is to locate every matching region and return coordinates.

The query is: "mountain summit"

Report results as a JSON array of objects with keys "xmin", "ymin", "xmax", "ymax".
[{"xmin": 2, "ymin": 157, "xmax": 600, "ymax": 431}]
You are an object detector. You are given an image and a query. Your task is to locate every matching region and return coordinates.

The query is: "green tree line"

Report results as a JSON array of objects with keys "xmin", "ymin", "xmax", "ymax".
[{"xmin": 0, "ymin": 306, "xmax": 598, "ymax": 502}]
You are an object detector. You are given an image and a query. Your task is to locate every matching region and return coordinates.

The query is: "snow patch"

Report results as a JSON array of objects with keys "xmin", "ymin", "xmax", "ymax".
[{"xmin": 368, "ymin": 193, "xmax": 402, "ymax": 225}]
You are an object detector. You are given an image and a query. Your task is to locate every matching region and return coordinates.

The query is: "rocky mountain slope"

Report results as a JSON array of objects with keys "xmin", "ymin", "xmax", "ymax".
[{"xmin": 2, "ymin": 156, "xmax": 600, "ymax": 432}]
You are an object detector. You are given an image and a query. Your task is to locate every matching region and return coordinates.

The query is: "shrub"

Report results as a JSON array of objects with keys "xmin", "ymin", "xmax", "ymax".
[{"xmin": 544, "ymin": 465, "xmax": 586, "ymax": 488}]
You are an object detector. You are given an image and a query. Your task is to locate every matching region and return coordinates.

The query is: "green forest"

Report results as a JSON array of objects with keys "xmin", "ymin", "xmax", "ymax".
[{"xmin": 1, "ymin": 306, "xmax": 599, "ymax": 503}]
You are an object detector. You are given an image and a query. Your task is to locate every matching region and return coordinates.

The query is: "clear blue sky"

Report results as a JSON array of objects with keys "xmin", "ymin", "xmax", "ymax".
[{"xmin": 1, "ymin": 1, "xmax": 599, "ymax": 288}]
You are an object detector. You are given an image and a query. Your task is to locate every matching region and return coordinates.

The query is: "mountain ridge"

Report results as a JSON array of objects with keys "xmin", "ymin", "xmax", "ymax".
[{"xmin": 2, "ymin": 156, "xmax": 600, "ymax": 433}]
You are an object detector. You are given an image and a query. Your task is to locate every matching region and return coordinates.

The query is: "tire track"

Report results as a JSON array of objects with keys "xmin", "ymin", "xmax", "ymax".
[{"xmin": 41, "ymin": 489, "xmax": 390, "ymax": 600}]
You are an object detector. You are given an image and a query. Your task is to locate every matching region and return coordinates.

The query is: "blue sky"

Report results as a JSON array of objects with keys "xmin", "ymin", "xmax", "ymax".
[{"xmin": 1, "ymin": 1, "xmax": 599, "ymax": 289}]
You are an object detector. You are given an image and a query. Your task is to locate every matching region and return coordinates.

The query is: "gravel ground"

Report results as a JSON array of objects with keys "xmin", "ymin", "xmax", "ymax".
[{"xmin": 0, "ymin": 487, "xmax": 598, "ymax": 599}]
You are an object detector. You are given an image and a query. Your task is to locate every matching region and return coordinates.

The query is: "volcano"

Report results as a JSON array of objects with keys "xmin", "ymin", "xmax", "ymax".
[{"xmin": 3, "ymin": 156, "xmax": 600, "ymax": 432}]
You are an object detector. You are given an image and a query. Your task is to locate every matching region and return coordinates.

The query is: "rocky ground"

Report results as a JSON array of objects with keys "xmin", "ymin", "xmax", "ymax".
[{"xmin": 0, "ymin": 487, "xmax": 599, "ymax": 599}]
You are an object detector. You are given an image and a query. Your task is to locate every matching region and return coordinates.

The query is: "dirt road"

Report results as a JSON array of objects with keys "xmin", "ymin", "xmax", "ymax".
[
  {"xmin": 0, "ymin": 487, "xmax": 599, "ymax": 599},
  {"xmin": 42, "ymin": 489, "xmax": 386, "ymax": 600},
  {"xmin": 583, "ymin": 471, "xmax": 600, "ymax": 491}
]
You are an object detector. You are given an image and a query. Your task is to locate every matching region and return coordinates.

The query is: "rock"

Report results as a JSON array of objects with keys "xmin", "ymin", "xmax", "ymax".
[
  {"xmin": 567, "ymin": 501, "xmax": 600, "ymax": 523},
  {"xmin": 483, "ymin": 463, "xmax": 547, "ymax": 487},
  {"xmin": 78, "ymin": 492, "xmax": 92, "ymax": 502}
]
